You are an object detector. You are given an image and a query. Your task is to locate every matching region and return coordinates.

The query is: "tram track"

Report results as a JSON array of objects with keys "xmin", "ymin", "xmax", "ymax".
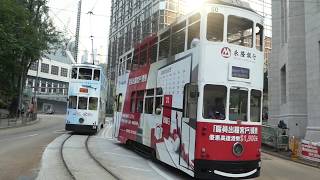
[
  {"xmin": 85, "ymin": 135, "xmax": 121, "ymax": 180},
  {"xmin": 60, "ymin": 134, "xmax": 120, "ymax": 180},
  {"xmin": 60, "ymin": 134, "xmax": 76, "ymax": 180}
]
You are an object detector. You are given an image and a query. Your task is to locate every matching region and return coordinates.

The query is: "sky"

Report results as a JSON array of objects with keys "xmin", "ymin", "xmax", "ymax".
[{"xmin": 48, "ymin": 0, "xmax": 111, "ymax": 64}]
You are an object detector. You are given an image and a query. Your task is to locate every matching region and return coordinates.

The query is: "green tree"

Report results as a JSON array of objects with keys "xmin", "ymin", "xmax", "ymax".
[{"xmin": 0, "ymin": 0, "xmax": 61, "ymax": 114}]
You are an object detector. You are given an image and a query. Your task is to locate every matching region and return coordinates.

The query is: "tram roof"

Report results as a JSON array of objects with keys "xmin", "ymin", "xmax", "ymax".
[
  {"xmin": 204, "ymin": 0, "xmax": 254, "ymax": 12},
  {"xmin": 71, "ymin": 63, "xmax": 102, "ymax": 69}
]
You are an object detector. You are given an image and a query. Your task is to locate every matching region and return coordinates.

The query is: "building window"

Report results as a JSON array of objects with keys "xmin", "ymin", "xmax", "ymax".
[
  {"xmin": 281, "ymin": 65, "xmax": 287, "ymax": 104},
  {"xmin": 61, "ymin": 68, "xmax": 68, "ymax": 77},
  {"xmin": 40, "ymin": 81, "xmax": 46, "ymax": 93},
  {"xmin": 41, "ymin": 63, "xmax": 49, "ymax": 73},
  {"xmin": 47, "ymin": 82, "xmax": 52, "ymax": 93},
  {"xmin": 52, "ymin": 83, "xmax": 57, "ymax": 93},
  {"xmin": 30, "ymin": 62, "xmax": 38, "ymax": 71},
  {"xmin": 51, "ymin": 65, "xmax": 59, "ymax": 75}
]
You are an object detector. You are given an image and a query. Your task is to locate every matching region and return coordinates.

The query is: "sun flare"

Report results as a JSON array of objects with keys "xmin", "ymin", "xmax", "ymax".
[{"xmin": 185, "ymin": 0, "xmax": 206, "ymax": 13}]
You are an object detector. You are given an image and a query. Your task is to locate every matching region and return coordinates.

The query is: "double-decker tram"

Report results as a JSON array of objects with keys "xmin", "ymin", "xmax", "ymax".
[
  {"xmin": 113, "ymin": 0, "xmax": 264, "ymax": 179},
  {"xmin": 66, "ymin": 64, "xmax": 107, "ymax": 134}
]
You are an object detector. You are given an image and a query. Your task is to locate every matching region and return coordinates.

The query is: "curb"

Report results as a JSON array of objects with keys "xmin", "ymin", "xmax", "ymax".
[
  {"xmin": 262, "ymin": 149, "xmax": 320, "ymax": 169},
  {"xmin": 0, "ymin": 118, "xmax": 41, "ymax": 130}
]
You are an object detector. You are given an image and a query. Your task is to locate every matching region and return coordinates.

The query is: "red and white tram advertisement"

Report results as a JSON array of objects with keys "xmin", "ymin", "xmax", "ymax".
[{"xmin": 113, "ymin": 0, "xmax": 264, "ymax": 179}]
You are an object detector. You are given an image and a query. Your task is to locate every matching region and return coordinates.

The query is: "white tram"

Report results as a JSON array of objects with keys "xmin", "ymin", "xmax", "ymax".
[
  {"xmin": 113, "ymin": 0, "xmax": 264, "ymax": 179},
  {"xmin": 66, "ymin": 64, "xmax": 107, "ymax": 133}
]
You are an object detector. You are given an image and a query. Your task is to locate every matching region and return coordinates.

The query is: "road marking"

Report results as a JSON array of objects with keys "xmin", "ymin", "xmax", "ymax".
[
  {"xmin": 103, "ymin": 152, "xmax": 144, "ymax": 160},
  {"xmin": 118, "ymin": 165, "xmax": 152, "ymax": 172},
  {"xmin": 53, "ymin": 129, "xmax": 66, "ymax": 134},
  {"xmin": 0, "ymin": 133, "xmax": 39, "ymax": 143},
  {"xmin": 148, "ymin": 161, "xmax": 175, "ymax": 180}
]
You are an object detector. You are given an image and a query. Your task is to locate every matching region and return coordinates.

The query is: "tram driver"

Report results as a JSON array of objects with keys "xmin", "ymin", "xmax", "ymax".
[{"xmin": 208, "ymin": 98, "xmax": 225, "ymax": 120}]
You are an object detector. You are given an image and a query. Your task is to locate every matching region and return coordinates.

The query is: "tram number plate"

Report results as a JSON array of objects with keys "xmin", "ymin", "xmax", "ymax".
[{"xmin": 211, "ymin": 7, "xmax": 219, "ymax": 13}]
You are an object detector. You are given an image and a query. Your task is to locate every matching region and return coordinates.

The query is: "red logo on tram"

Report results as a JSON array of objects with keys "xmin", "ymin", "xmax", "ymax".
[{"xmin": 221, "ymin": 47, "xmax": 231, "ymax": 58}]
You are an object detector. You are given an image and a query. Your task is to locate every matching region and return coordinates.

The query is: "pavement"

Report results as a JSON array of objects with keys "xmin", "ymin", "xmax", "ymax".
[
  {"xmin": 0, "ymin": 116, "xmax": 39, "ymax": 129},
  {"xmin": 262, "ymin": 145, "xmax": 320, "ymax": 169}
]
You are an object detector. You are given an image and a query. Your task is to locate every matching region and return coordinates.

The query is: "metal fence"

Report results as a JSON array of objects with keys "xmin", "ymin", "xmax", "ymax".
[
  {"xmin": 262, "ymin": 124, "xmax": 289, "ymax": 151},
  {"xmin": 0, "ymin": 112, "xmax": 37, "ymax": 128}
]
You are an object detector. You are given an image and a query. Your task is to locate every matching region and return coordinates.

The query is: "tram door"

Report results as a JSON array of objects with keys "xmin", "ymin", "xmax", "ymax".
[{"xmin": 180, "ymin": 84, "xmax": 197, "ymax": 170}]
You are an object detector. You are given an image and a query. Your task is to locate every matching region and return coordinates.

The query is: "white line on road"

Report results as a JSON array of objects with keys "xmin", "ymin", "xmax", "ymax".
[
  {"xmin": 148, "ymin": 161, "xmax": 175, "ymax": 180},
  {"xmin": 0, "ymin": 133, "xmax": 39, "ymax": 143}
]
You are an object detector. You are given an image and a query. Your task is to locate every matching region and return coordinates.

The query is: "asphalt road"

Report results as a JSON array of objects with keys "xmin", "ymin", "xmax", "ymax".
[{"xmin": 0, "ymin": 114, "xmax": 65, "ymax": 180}]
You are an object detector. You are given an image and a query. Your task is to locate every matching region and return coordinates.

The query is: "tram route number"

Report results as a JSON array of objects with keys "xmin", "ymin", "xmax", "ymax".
[{"xmin": 211, "ymin": 7, "xmax": 219, "ymax": 13}]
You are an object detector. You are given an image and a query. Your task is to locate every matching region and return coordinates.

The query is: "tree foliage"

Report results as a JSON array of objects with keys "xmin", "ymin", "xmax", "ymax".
[{"xmin": 0, "ymin": 0, "xmax": 61, "ymax": 110}]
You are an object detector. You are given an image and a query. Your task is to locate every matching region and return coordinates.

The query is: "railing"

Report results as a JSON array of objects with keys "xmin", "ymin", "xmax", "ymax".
[{"xmin": 262, "ymin": 124, "xmax": 289, "ymax": 151}]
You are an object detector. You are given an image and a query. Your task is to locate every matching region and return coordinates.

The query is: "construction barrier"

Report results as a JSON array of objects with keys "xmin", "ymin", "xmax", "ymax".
[
  {"xmin": 262, "ymin": 124, "xmax": 289, "ymax": 150},
  {"xmin": 299, "ymin": 139, "xmax": 320, "ymax": 163}
]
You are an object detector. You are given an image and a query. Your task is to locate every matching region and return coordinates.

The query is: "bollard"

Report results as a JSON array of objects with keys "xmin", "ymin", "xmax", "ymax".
[{"xmin": 290, "ymin": 136, "xmax": 299, "ymax": 159}]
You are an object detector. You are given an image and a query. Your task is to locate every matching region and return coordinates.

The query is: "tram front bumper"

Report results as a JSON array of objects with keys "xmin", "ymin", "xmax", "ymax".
[
  {"xmin": 194, "ymin": 159, "xmax": 261, "ymax": 179},
  {"xmin": 65, "ymin": 124, "xmax": 97, "ymax": 134}
]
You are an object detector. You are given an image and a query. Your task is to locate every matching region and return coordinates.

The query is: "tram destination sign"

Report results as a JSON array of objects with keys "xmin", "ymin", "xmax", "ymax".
[{"xmin": 231, "ymin": 66, "xmax": 250, "ymax": 79}]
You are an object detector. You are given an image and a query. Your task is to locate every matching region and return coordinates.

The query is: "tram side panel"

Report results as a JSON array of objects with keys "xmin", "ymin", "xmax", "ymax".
[{"xmin": 153, "ymin": 54, "xmax": 196, "ymax": 174}]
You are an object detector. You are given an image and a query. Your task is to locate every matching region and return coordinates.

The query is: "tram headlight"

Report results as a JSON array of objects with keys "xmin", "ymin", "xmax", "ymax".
[
  {"xmin": 233, "ymin": 142, "xmax": 244, "ymax": 157},
  {"xmin": 79, "ymin": 118, "xmax": 84, "ymax": 124}
]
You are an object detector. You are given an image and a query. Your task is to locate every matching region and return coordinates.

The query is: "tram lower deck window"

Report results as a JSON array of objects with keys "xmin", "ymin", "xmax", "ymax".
[
  {"xmin": 203, "ymin": 85, "xmax": 227, "ymax": 120},
  {"xmin": 89, "ymin": 97, "xmax": 98, "ymax": 110},
  {"xmin": 250, "ymin": 90, "xmax": 262, "ymax": 122},
  {"xmin": 68, "ymin": 96, "xmax": 77, "ymax": 109},
  {"xmin": 229, "ymin": 88, "xmax": 248, "ymax": 121},
  {"xmin": 78, "ymin": 97, "xmax": 88, "ymax": 110}
]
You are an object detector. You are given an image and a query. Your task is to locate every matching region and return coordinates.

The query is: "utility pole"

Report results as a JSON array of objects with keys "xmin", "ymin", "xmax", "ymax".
[
  {"xmin": 90, "ymin": 35, "xmax": 95, "ymax": 65},
  {"xmin": 87, "ymin": 10, "xmax": 95, "ymax": 65},
  {"xmin": 74, "ymin": 0, "xmax": 82, "ymax": 63}
]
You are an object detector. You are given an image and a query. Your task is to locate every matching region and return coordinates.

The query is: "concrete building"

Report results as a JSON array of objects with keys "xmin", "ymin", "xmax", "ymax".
[
  {"xmin": 270, "ymin": 0, "xmax": 320, "ymax": 142},
  {"xmin": 106, "ymin": 0, "xmax": 187, "ymax": 110},
  {"xmin": 26, "ymin": 48, "xmax": 73, "ymax": 114}
]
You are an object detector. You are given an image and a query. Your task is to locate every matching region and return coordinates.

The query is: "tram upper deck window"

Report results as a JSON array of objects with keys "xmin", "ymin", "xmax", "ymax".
[
  {"xmin": 256, "ymin": 23, "xmax": 264, "ymax": 51},
  {"xmin": 188, "ymin": 13, "xmax": 200, "ymax": 49},
  {"xmin": 203, "ymin": 85, "xmax": 227, "ymax": 120},
  {"xmin": 229, "ymin": 88, "xmax": 248, "ymax": 121},
  {"xmin": 71, "ymin": 68, "xmax": 77, "ymax": 79},
  {"xmin": 227, "ymin": 15, "xmax": 253, "ymax": 48},
  {"xmin": 171, "ymin": 21, "xmax": 186, "ymax": 55},
  {"xmin": 250, "ymin": 90, "xmax": 262, "ymax": 122},
  {"xmin": 79, "ymin": 68, "xmax": 92, "ymax": 80},
  {"xmin": 94, "ymin": 69, "xmax": 100, "ymax": 81},
  {"xmin": 207, "ymin": 13, "xmax": 224, "ymax": 42}
]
